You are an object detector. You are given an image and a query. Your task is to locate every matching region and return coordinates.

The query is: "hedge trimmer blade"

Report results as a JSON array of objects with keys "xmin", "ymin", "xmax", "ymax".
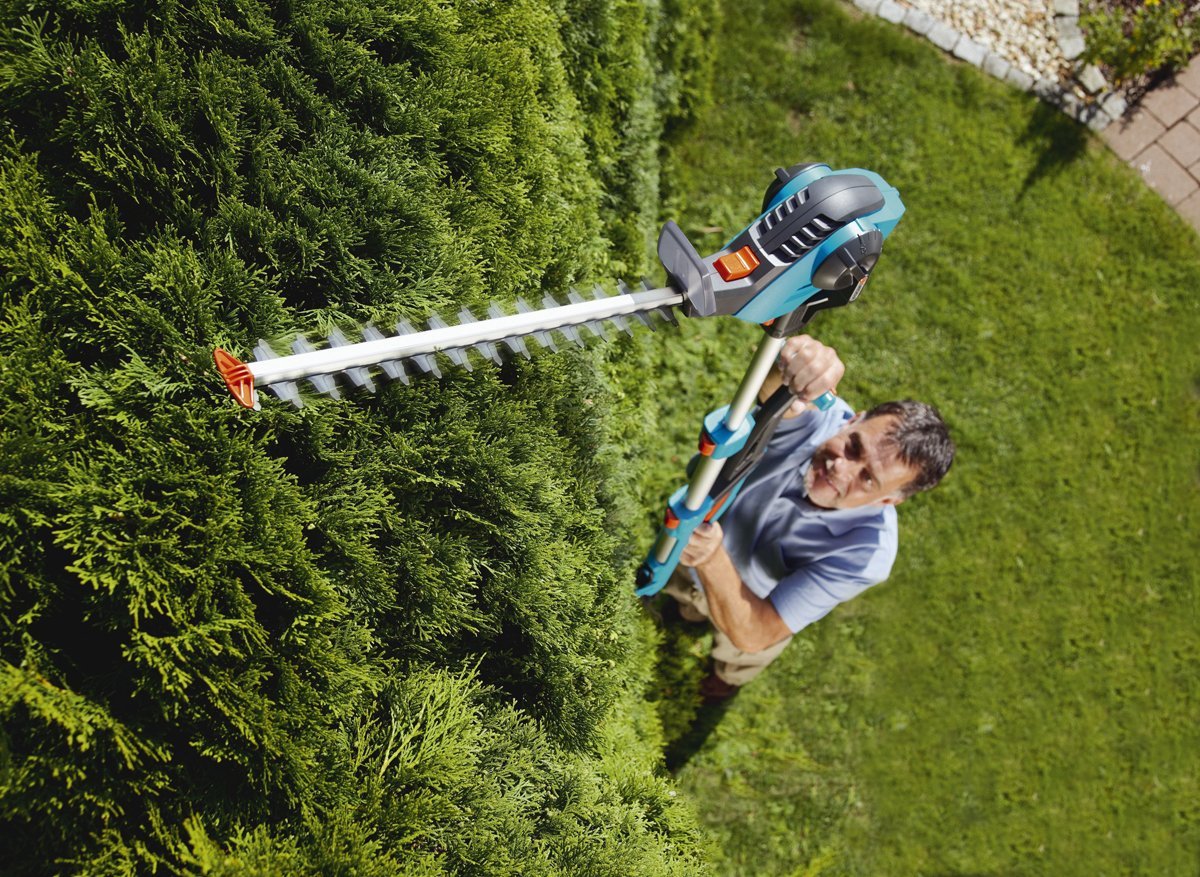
[
  {"xmin": 214, "ymin": 163, "xmax": 905, "ymax": 414},
  {"xmin": 215, "ymin": 283, "xmax": 683, "ymax": 410}
]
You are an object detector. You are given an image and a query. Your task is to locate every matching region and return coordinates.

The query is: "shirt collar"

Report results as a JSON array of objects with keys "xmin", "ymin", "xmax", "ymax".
[{"xmin": 790, "ymin": 458, "xmax": 825, "ymax": 515}]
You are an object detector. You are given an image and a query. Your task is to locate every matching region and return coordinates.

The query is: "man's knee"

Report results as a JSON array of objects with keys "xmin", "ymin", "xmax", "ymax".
[{"xmin": 663, "ymin": 569, "xmax": 710, "ymax": 622}]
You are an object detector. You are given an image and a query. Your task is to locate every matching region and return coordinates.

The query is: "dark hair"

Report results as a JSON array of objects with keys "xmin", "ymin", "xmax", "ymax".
[{"xmin": 863, "ymin": 400, "xmax": 955, "ymax": 498}]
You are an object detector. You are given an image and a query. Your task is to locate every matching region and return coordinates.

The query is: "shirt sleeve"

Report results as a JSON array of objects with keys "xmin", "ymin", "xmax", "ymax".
[{"xmin": 767, "ymin": 524, "xmax": 898, "ymax": 634}]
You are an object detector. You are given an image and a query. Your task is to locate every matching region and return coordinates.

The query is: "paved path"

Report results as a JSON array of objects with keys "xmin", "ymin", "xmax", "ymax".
[{"xmin": 1102, "ymin": 55, "xmax": 1200, "ymax": 233}]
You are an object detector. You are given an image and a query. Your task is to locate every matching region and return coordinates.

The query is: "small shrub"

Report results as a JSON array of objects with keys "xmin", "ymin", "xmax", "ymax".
[{"xmin": 1082, "ymin": 0, "xmax": 1200, "ymax": 87}]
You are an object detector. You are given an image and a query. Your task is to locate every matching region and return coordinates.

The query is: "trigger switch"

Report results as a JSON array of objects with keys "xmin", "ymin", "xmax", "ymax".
[
  {"xmin": 636, "ymin": 564, "xmax": 654, "ymax": 588},
  {"xmin": 761, "ymin": 162, "xmax": 827, "ymax": 212}
]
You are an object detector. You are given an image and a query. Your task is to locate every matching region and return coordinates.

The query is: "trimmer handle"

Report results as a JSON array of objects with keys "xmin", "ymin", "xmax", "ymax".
[{"xmin": 657, "ymin": 163, "xmax": 904, "ymax": 326}]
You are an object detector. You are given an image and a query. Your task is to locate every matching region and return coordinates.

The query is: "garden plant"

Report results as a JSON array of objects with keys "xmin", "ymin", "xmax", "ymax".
[
  {"xmin": 648, "ymin": 2, "xmax": 1199, "ymax": 875},
  {"xmin": 1082, "ymin": 0, "xmax": 1200, "ymax": 87}
]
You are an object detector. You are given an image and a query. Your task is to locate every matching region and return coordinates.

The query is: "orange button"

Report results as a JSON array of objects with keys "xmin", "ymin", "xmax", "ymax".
[{"xmin": 714, "ymin": 245, "xmax": 761, "ymax": 281}]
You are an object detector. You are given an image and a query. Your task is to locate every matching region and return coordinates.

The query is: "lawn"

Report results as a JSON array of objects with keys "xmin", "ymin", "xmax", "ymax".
[{"xmin": 636, "ymin": 1, "xmax": 1200, "ymax": 874}]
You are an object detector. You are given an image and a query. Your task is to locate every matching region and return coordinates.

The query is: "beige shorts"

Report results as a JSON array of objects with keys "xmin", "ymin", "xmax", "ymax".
[{"xmin": 663, "ymin": 567, "xmax": 793, "ymax": 686}]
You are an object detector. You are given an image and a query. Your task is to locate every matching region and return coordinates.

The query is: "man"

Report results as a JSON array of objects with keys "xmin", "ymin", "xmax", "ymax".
[{"xmin": 666, "ymin": 334, "xmax": 955, "ymax": 701}]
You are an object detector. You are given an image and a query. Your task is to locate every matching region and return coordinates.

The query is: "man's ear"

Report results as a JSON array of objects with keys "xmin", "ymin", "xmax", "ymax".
[{"xmin": 878, "ymin": 494, "xmax": 906, "ymax": 507}]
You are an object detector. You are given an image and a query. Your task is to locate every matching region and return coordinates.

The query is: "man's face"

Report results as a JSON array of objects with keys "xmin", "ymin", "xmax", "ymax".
[{"xmin": 804, "ymin": 414, "xmax": 918, "ymax": 510}]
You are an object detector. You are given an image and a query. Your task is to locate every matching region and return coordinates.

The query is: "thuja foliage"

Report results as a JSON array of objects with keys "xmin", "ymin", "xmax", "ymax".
[{"xmin": 0, "ymin": 0, "xmax": 717, "ymax": 872}]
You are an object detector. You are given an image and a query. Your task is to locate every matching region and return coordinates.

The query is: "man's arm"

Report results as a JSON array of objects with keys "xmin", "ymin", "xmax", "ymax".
[{"xmin": 680, "ymin": 522, "xmax": 793, "ymax": 653}]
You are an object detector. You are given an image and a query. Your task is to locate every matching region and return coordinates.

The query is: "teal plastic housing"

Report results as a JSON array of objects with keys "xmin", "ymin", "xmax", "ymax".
[{"xmin": 732, "ymin": 167, "xmax": 905, "ymax": 325}]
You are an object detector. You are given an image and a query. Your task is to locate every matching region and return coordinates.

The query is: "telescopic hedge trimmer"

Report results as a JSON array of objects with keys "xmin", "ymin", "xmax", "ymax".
[{"xmin": 214, "ymin": 162, "xmax": 905, "ymax": 596}]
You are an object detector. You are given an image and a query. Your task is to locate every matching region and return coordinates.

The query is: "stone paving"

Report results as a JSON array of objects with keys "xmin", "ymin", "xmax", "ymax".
[{"xmin": 1102, "ymin": 55, "xmax": 1200, "ymax": 233}]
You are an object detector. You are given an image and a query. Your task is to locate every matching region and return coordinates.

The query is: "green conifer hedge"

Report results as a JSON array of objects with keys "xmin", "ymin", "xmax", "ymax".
[{"xmin": 0, "ymin": 0, "xmax": 717, "ymax": 871}]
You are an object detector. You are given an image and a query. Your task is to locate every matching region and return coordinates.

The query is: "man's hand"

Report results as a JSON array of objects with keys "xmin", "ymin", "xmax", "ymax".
[
  {"xmin": 680, "ymin": 521, "xmax": 724, "ymax": 568},
  {"xmin": 778, "ymin": 335, "xmax": 845, "ymax": 415}
]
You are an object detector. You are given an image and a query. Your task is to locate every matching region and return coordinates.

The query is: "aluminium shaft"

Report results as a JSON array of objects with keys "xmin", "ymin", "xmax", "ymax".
[{"xmin": 652, "ymin": 333, "xmax": 787, "ymax": 564}]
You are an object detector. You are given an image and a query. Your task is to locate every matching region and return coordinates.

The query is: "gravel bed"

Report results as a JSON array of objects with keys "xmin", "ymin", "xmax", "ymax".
[{"xmin": 900, "ymin": 0, "xmax": 1070, "ymax": 83}]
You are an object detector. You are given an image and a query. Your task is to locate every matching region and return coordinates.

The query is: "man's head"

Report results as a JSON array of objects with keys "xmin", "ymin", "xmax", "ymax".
[{"xmin": 803, "ymin": 400, "xmax": 954, "ymax": 510}]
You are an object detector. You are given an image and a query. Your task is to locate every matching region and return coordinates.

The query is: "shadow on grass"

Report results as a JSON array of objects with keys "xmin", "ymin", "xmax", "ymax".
[
  {"xmin": 642, "ymin": 595, "xmax": 726, "ymax": 769},
  {"xmin": 1017, "ymin": 101, "xmax": 1090, "ymax": 196},
  {"xmin": 664, "ymin": 696, "xmax": 737, "ymax": 773}
]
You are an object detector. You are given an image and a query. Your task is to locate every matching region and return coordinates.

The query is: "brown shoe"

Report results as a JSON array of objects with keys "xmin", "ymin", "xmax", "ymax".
[{"xmin": 698, "ymin": 672, "xmax": 739, "ymax": 705}]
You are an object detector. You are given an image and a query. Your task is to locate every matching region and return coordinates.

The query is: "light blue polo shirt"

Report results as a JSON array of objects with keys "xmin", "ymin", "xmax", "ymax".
[{"xmin": 719, "ymin": 399, "xmax": 897, "ymax": 634}]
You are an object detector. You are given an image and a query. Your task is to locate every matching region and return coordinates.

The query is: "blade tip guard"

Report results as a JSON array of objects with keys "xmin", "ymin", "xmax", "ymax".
[
  {"xmin": 658, "ymin": 221, "xmax": 715, "ymax": 317},
  {"xmin": 214, "ymin": 348, "xmax": 260, "ymax": 410}
]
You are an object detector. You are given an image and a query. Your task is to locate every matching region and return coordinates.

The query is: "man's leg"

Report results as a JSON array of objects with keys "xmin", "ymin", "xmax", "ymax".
[
  {"xmin": 709, "ymin": 630, "xmax": 793, "ymax": 686},
  {"xmin": 662, "ymin": 567, "xmax": 708, "ymax": 623},
  {"xmin": 663, "ymin": 567, "xmax": 793, "ymax": 686}
]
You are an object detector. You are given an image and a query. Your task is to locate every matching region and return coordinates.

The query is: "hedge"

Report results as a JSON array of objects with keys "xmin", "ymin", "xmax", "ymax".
[{"xmin": 0, "ymin": 0, "xmax": 717, "ymax": 872}]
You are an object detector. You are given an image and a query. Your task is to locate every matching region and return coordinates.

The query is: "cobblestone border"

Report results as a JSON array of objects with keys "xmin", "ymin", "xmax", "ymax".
[{"xmin": 851, "ymin": 0, "xmax": 1128, "ymax": 131}]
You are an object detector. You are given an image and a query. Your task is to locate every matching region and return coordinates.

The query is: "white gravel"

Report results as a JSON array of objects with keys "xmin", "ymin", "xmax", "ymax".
[{"xmin": 899, "ymin": 0, "xmax": 1071, "ymax": 83}]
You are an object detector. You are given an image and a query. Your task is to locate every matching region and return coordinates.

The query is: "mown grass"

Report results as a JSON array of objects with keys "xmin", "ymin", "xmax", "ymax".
[{"xmin": 634, "ymin": 1, "xmax": 1200, "ymax": 874}]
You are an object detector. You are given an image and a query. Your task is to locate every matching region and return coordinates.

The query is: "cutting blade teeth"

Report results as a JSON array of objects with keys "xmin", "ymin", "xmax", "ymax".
[
  {"xmin": 543, "ymin": 294, "xmax": 584, "ymax": 347},
  {"xmin": 489, "ymin": 303, "xmax": 531, "ymax": 359},
  {"xmin": 631, "ymin": 310, "xmax": 657, "ymax": 331},
  {"xmin": 427, "ymin": 314, "xmax": 471, "ymax": 371},
  {"xmin": 567, "ymin": 290, "xmax": 609, "ymax": 341},
  {"xmin": 398, "ymin": 319, "xmax": 442, "ymax": 377},
  {"xmin": 291, "ymin": 337, "xmax": 341, "ymax": 399},
  {"xmin": 602, "ymin": 284, "xmax": 633, "ymax": 336},
  {"xmin": 266, "ymin": 381, "xmax": 304, "ymax": 407},
  {"xmin": 362, "ymin": 324, "xmax": 409, "ymax": 384},
  {"xmin": 252, "ymin": 340, "xmax": 303, "ymax": 405},
  {"xmin": 327, "ymin": 327, "xmax": 376, "ymax": 392},
  {"xmin": 477, "ymin": 341, "xmax": 502, "ymax": 364},
  {"xmin": 628, "ymin": 280, "xmax": 664, "ymax": 331},
  {"xmin": 253, "ymin": 339, "xmax": 278, "ymax": 362},
  {"xmin": 519, "ymin": 297, "xmax": 558, "ymax": 352},
  {"xmin": 458, "ymin": 307, "xmax": 503, "ymax": 365},
  {"xmin": 240, "ymin": 276, "xmax": 686, "ymax": 409}
]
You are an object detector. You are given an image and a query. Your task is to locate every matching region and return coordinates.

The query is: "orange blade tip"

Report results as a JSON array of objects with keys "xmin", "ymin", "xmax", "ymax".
[{"xmin": 213, "ymin": 348, "xmax": 259, "ymax": 410}]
